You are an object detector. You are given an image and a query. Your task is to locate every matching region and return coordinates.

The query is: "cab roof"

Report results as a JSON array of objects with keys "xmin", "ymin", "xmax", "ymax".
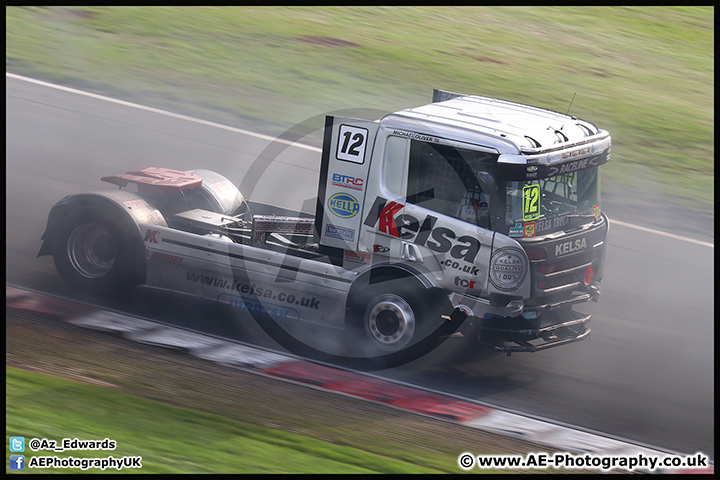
[{"xmin": 380, "ymin": 90, "xmax": 606, "ymax": 155}]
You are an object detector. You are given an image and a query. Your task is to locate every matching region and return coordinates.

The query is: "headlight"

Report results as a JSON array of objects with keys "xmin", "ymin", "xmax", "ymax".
[{"xmin": 489, "ymin": 247, "xmax": 528, "ymax": 291}]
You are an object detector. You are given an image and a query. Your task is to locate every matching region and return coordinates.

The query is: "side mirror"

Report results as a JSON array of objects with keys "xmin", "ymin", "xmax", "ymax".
[{"xmin": 477, "ymin": 171, "xmax": 499, "ymax": 194}]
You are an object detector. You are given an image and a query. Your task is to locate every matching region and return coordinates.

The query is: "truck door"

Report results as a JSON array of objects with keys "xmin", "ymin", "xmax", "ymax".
[
  {"xmin": 317, "ymin": 116, "xmax": 379, "ymax": 251},
  {"xmin": 393, "ymin": 137, "xmax": 496, "ymax": 293}
]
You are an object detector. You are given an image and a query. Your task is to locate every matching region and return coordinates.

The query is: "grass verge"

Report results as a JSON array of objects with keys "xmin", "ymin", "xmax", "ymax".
[{"xmin": 6, "ymin": 366, "xmax": 442, "ymax": 473}]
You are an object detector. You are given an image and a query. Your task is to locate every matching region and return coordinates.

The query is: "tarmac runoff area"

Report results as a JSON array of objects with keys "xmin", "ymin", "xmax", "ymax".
[{"xmin": 6, "ymin": 285, "xmax": 712, "ymax": 474}]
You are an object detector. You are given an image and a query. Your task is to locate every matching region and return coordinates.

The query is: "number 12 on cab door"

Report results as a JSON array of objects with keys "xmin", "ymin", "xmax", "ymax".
[{"xmin": 337, "ymin": 125, "xmax": 368, "ymax": 164}]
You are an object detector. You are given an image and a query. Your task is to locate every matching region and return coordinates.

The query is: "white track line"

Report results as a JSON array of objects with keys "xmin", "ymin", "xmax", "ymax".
[
  {"xmin": 609, "ymin": 219, "xmax": 713, "ymax": 248},
  {"xmin": 7, "ymin": 72, "xmax": 712, "ymax": 248},
  {"xmin": 6, "ymin": 72, "xmax": 321, "ymax": 153}
]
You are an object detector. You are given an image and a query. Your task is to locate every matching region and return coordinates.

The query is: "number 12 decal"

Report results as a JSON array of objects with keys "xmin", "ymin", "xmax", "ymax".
[
  {"xmin": 337, "ymin": 125, "xmax": 368, "ymax": 164},
  {"xmin": 522, "ymin": 184, "xmax": 541, "ymax": 221}
]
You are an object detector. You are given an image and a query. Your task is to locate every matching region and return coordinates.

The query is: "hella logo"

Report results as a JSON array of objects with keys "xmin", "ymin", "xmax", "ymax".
[{"xmin": 328, "ymin": 193, "xmax": 359, "ymax": 218}]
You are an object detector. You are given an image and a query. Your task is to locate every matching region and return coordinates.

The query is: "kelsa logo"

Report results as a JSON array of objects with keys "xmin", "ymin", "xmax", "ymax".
[
  {"xmin": 364, "ymin": 197, "xmax": 481, "ymax": 263},
  {"xmin": 328, "ymin": 192, "xmax": 359, "ymax": 218},
  {"xmin": 555, "ymin": 238, "xmax": 587, "ymax": 257}
]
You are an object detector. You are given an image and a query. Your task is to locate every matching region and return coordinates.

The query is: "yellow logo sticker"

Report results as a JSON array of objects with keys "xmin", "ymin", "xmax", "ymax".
[{"xmin": 524, "ymin": 222, "xmax": 536, "ymax": 238}]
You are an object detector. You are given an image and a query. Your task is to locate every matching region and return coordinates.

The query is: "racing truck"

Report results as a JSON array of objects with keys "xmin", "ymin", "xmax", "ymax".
[{"xmin": 38, "ymin": 89, "xmax": 611, "ymax": 365}]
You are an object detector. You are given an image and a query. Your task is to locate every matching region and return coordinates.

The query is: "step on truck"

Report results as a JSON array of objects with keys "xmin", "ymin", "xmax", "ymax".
[{"xmin": 38, "ymin": 89, "xmax": 611, "ymax": 366}]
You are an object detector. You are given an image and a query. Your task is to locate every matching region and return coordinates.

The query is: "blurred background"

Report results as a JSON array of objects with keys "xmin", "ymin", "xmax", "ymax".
[{"xmin": 6, "ymin": 6, "xmax": 714, "ymax": 233}]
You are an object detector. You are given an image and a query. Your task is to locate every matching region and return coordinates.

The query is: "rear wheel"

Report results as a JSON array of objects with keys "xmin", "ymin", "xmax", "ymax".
[{"xmin": 52, "ymin": 208, "xmax": 139, "ymax": 294}]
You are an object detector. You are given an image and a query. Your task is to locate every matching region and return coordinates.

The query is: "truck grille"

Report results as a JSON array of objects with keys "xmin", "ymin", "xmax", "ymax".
[
  {"xmin": 535, "ymin": 251, "xmax": 597, "ymax": 293},
  {"xmin": 519, "ymin": 214, "xmax": 607, "ymax": 310}
]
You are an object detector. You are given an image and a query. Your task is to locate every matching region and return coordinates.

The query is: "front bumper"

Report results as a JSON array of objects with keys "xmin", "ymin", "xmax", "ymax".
[
  {"xmin": 477, "ymin": 307, "xmax": 591, "ymax": 353},
  {"xmin": 448, "ymin": 291, "xmax": 524, "ymax": 319}
]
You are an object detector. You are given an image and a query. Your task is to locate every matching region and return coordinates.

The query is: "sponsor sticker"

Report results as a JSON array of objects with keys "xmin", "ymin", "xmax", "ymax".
[
  {"xmin": 489, "ymin": 247, "xmax": 527, "ymax": 292},
  {"xmin": 325, "ymin": 224, "xmax": 355, "ymax": 242},
  {"xmin": 328, "ymin": 192, "xmax": 360, "ymax": 218},
  {"xmin": 454, "ymin": 277, "xmax": 478, "ymax": 290},
  {"xmin": 508, "ymin": 222, "xmax": 524, "ymax": 238},
  {"xmin": 523, "ymin": 222, "xmax": 536, "ymax": 238},
  {"xmin": 331, "ymin": 173, "xmax": 364, "ymax": 191},
  {"xmin": 344, "ymin": 250, "xmax": 371, "ymax": 266},
  {"xmin": 149, "ymin": 251, "xmax": 183, "ymax": 265},
  {"xmin": 373, "ymin": 244, "xmax": 390, "ymax": 254}
]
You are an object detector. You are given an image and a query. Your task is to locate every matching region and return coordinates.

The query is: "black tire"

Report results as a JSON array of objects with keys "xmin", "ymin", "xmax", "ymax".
[
  {"xmin": 348, "ymin": 277, "xmax": 450, "ymax": 365},
  {"xmin": 51, "ymin": 207, "xmax": 139, "ymax": 294}
]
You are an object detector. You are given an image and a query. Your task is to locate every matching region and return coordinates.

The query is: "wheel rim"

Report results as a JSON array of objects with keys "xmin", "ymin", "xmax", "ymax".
[
  {"xmin": 365, "ymin": 294, "xmax": 416, "ymax": 351},
  {"xmin": 66, "ymin": 223, "xmax": 117, "ymax": 278}
]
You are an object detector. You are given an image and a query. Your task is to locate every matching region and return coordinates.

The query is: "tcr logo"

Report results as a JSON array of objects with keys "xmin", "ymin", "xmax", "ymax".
[{"xmin": 454, "ymin": 277, "xmax": 477, "ymax": 289}]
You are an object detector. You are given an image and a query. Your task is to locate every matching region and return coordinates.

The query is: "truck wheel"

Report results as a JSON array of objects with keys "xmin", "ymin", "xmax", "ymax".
[
  {"xmin": 52, "ymin": 208, "xmax": 138, "ymax": 294},
  {"xmin": 350, "ymin": 278, "xmax": 446, "ymax": 364},
  {"xmin": 364, "ymin": 292, "xmax": 418, "ymax": 353}
]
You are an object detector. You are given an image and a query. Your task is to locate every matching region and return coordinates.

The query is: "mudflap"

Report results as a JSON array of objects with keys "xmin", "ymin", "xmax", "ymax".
[{"xmin": 477, "ymin": 307, "xmax": 591, "ymax": 355}]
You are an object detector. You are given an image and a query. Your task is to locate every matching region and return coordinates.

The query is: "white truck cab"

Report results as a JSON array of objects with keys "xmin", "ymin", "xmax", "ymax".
[{"xmin": 315, "ymin": 90, "xmax": 610, "ymax": 354}]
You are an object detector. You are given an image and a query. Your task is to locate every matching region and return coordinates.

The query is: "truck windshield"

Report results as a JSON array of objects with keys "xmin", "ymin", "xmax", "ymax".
[{"xmin": 505, "ymin": 167, "xmax": 601, "ymax": 237}]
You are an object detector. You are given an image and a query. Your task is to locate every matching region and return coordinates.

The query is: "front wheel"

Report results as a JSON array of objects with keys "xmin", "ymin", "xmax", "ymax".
[
  {"xmin": 364, "ymin": 292, "xmax": 418, "ymax": 353},
  {"xmin": 349, "ymin": 278, "xmax": 452, "ymax": 366},
  {"xmin": 52, "ymin": 207, "xmax": 140, "ymax": 294}
]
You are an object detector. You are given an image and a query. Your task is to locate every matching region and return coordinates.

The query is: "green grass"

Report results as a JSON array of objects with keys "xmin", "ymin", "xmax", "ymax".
[
  {"xmin": 6, "ymin": 6, "xmax": 714, "ymax": 214},
  {"xmin": 6, "ymin": 367, "xmax": 444, "ymax": 473}
]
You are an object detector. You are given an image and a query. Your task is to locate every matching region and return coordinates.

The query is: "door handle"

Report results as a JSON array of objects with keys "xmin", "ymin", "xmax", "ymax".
[{"xmin": 401, "ymin": 242, "xmax": 423, "ymax": 263}]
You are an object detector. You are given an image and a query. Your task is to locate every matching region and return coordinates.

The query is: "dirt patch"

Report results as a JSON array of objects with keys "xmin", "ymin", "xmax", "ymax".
[
  {"xmin": 47, "ymin": 7, "xmax": 98, "ymax": 20},
  {"xmin": 296, "ymin": 36, "xmax": 358, "ymax": 48},
  {"xmin": 464, "ymin": 53, "xmax": 509, "ymax": 65},
  {"xmin": 562, "ymin": 66, "xmax": 613, "ymax": 77}
]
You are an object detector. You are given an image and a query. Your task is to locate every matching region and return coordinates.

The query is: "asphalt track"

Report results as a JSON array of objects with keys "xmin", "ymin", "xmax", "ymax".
[{"xmin": 5, "ymin": 73, "xmax": 714, "ymax": 460}]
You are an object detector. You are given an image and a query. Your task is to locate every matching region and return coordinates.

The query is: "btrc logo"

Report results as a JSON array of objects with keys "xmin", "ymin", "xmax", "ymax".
[{"xmin": 328, "ymin": 192, "xmax": 359, "ymax": 218}]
